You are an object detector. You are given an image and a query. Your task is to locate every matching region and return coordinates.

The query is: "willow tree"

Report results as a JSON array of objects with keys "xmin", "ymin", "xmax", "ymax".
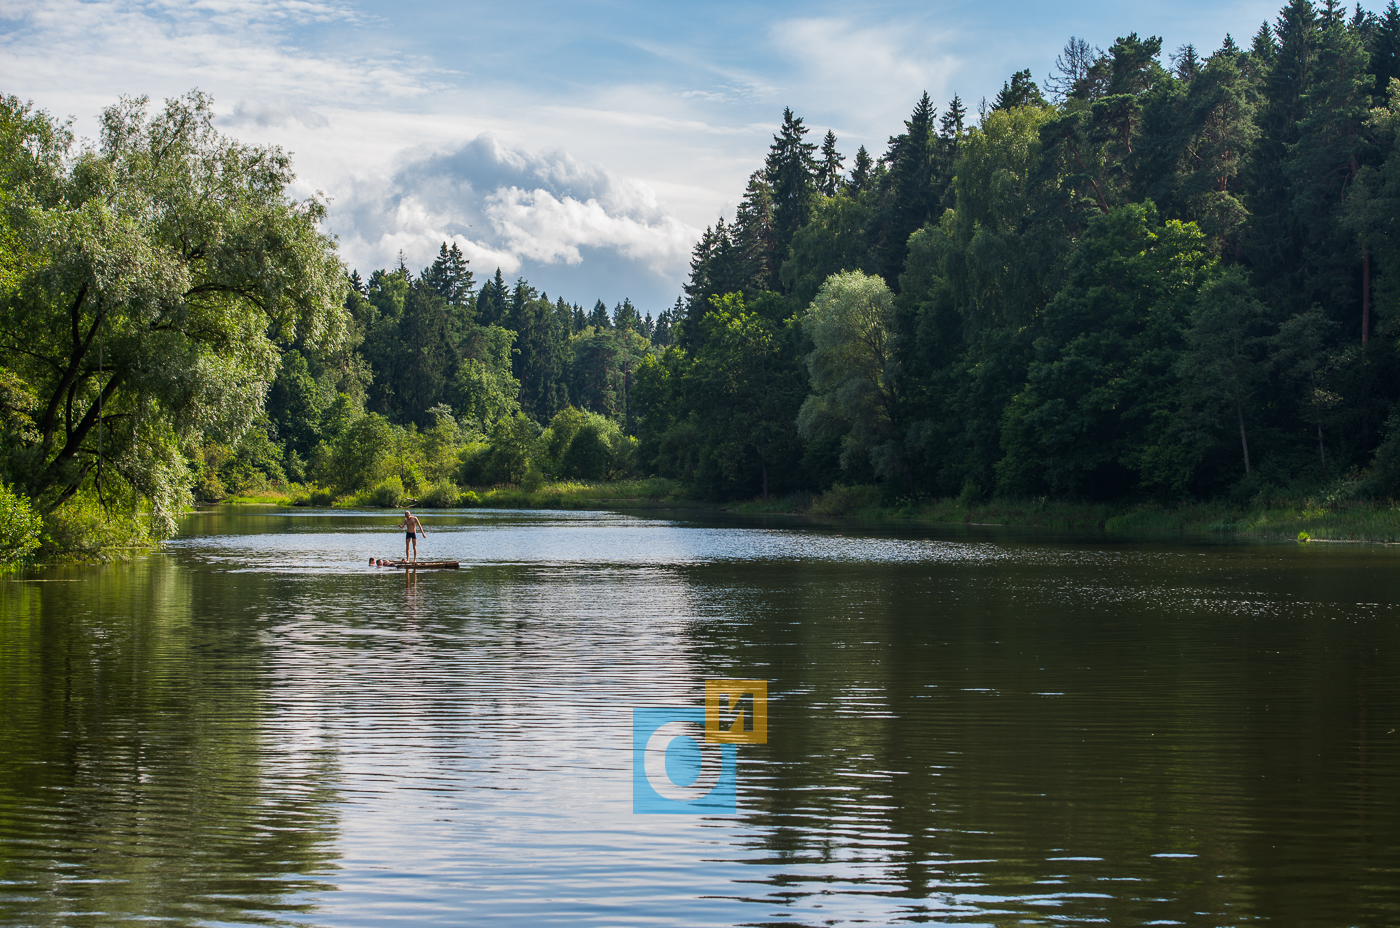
[
  {"xmin": 798, "ymin": 270, "xmax": 912, "ymax": 493},
  {"xmin": 0, "ymin": 92, "xmax": 347, "ymax": 535}
]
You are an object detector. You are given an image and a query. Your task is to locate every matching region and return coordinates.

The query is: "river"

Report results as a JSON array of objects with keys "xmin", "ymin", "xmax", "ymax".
[{"xmin": 2, "ymin": 507, "xmax": 1398, "ymax": 926}]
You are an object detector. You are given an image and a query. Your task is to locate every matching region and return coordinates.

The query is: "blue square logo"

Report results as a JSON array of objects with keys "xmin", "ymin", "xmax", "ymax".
[{"xmin": 632, "ymin": 708, "xmax": 737, "ymax": 814}]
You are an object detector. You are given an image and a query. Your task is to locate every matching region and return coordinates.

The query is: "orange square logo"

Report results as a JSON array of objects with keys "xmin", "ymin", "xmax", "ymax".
[{"xmin": 704, "ymin": 679, "xmax": 767, "ymax": 744}]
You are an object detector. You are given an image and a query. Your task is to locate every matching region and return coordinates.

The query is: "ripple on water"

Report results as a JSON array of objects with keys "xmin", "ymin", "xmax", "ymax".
[{"xmin": 2, "ymin": 508, "xmax": 1399, "ymax": 927}]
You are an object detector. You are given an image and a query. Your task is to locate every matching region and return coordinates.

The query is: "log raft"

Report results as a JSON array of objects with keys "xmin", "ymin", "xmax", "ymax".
[{"xmin": 369, "ymin": 557, "xmax": 460, "ymax": 570}]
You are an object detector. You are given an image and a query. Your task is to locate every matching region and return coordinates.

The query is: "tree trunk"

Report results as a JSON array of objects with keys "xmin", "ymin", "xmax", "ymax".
[
  {"xmin": 1318, "ymin": 422, "xmax": 1325, "ymax": 466},
  {"xmin": 761, "ymin": 463, "xmax": 769, "ymax": 501},
  {"xmin": 1237, "ymin": 400, "xmax": 1251, "ymax": 477}
]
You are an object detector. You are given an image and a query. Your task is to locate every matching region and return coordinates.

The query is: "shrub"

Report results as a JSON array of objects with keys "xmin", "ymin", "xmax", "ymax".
[
  {"xmin": 420, "ymin": 480, "xmax": 461, "ymax": 508},
  {"xmin": 40, "ymin": 491, "xmax": 152, "ymax": 560},
  {"xmin": 560, "ymin": 422, "xmax": 611, "ymax": 479},
  {"xmin": 290, "ymin": 485, "xmax": 335, "ymax": 507},
  {"xmin": 809, "ymin": 483, "xmax": 879, "ymax": 516},
  {"xmin": 460, "ymin": 490, "xmax": 481, "ymax": 507},
  {"xmin": 359, "ymin": 475, "xmax": 406, "ymax": 508},
  {"xmin": 321, "ymin": 413, "xmax": 395, "ymax": 493},
  {"xmin": 0, "ymin": 481, "xmax": 42, "ymax": 564}
]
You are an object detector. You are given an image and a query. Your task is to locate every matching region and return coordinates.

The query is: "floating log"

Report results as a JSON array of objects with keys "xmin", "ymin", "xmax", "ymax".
[{"xmin": 369, "ymin": 558, "xmax": 460, "ymax": 570}]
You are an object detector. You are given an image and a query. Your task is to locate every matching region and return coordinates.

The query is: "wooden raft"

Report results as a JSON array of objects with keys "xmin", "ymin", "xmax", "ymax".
[{"xmin": 369, "ymin": 557, "xmax": 460, "ymax": 570}]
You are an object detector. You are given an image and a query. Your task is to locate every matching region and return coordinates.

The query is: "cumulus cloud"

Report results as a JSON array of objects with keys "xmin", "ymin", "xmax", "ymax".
[
  {"xmin": 331, "ymin": 133, "xmax": 699, "ymax": 307},
  {"xmin": 223, "ymin": 99, "xmax": 330, "ymax": 130}
]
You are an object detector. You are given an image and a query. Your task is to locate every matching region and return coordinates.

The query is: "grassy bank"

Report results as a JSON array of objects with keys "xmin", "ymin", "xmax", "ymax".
[
  {"xmin": 207, "ymin": 477, "xmax": 702, "ymax": 512},
  {"xmin": 209, "ymin": 478, "xmax": 1400, "ymax": 544},
  {"xmin": 468, "ymin": 478, "xmax": 706, "ymax": 510},
  {"xmin": 729, "ymin": 484, "xmax": 1400, "ymax": 543}
]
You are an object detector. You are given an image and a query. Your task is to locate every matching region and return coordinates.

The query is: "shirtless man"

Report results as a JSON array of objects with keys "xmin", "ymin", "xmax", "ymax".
[{"xmin": 398, "ymin": 510, "xmax": 426, "ymax": 563}]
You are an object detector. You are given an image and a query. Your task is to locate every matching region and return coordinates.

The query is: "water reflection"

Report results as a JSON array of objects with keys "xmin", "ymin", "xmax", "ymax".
[
  {"xmin": 0, "ymin": 560, "xmax": 340, "ymax": 927},
  {"xmin": 1, "ymin": 507, "xmax": 1398, "ymax": 926}
]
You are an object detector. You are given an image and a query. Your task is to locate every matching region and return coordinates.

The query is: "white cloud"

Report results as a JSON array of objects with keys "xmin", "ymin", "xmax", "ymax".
[
  {"xmin": 331, "ymin": 133, "xmax": 697, "ymax": 303},
  {"xmin": 769, "ymin": 17, "xmax": 965, "ymax": 137},
  {"xmin": 224, "ymin": 99, "xmax": 331, "ymax": 130}
]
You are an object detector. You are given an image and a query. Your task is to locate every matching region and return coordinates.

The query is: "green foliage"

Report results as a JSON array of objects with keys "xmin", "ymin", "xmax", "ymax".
[
  {"xmin": 809, "ymin": 483, "xmax": 879, "ymax": 516},
  {"xmin": 357, "ymin": 475, "xmax": 406, "ymax": 508},
  {"xmin": 799, "ymin": 272, "xmax": 907, "ymax": 486},
  {"xmin": 419, "ymin": 479, "xmax": 461, "ymax": 508},
  {"xmin": 321, "ymin": 413, "xmax": 395, "ymax": 493},
  {"xmin": 289, "ymin": 485, "xmax": 335, "ymax": 507},
  {"xmin": 0, "ymin": 480, "xmax": 41, "ymax": 564},
  {"xmin": 16, "ymin": 8, "xmax": 1400, "ymax": 535},
  {"xmin": 0, "ymin": 92, "xmax": 347, "ymax": 543}
]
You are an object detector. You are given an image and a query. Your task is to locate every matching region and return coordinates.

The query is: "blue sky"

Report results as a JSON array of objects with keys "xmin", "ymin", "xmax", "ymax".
[{"xmin": 0, "ymin": 0, "xmax": 1334, "ymax": 313}]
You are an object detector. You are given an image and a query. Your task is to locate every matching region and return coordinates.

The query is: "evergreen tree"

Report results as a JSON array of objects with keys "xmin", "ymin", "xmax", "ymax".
[
  {"xmin": 847, "ymin": 145, "xmax": 874, "ymax": 194},
  {"xmin": 1373, "ymin": 1, "xmax": 1400, "ymax": 100},
  {"xmin": 992, "ymin": 70, "xmax": 1048, "ymax": 109},
  {"xmin": 614, "ymin": 297, "xmax": 640, "ymax": 331},
  {"xmin": 477, "ymin": 268, "xmax": 509, "ymax": 326},
  {"xmin": 939, "ymin": 95, "xmax": 967, "ymax": 139},
  {"xmin": 816, "ymin": 131, "xmax": 844, "ymax": 196},
  {"xmin": 879, "ymin": 92, "xmax": 943, "ymax": 284},
  {"xmin": 764, "ymin": 107, "xmax": 818, "ymax": 267},
  {"xmin": 397, "ymin": 280, "xmax": 452, "ymax": 425},
  {"xmin": 1173, "ymin": 43, "xmax": 1202, "ymax": 81},
  {"xmin": 589, "ymin": 298, "xmax": 612, "ymax": 329},
  {"xmin": 422, "ymin": 242, "xmax": 474, "ymax": 307}
]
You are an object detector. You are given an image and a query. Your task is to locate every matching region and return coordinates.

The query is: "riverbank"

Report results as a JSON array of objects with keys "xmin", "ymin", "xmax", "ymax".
[
  {"xmin": 728, "ymin": 485, "xmax": 1400, "ymax": 543},
  {"xmin": 213, "ymin": 480, "xmax": 1400, "ymax": 544}
]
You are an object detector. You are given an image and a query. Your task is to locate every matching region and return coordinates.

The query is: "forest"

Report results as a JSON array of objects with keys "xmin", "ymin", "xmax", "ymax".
[{"xmin": 5, "ymin": 0, "xmax": 1400, "ymax": 559}]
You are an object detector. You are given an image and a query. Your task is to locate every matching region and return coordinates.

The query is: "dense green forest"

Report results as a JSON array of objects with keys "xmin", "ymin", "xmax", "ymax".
[{"xmin": 7, "ymin": 0, "xmax": 1400, "ymax": 559}]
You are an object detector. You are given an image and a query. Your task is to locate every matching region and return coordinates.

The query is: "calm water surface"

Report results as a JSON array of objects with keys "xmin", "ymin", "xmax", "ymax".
[{"xmin": 2, "ymin": 508, "xmax": 1398, "ymax": 926}]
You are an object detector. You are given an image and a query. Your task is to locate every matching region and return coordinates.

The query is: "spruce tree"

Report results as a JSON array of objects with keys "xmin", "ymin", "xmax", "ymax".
[
  {"xmin": 847, "ymin": 145, "xmax": 874, "ymax": 193},
  {"xmin": 879, "ymin": 92, "xmax": 944, "ymax": 283},
  {"xmin": 763, "ymin": 107, "xmax": 817, "ymax": 267},
  {"xmin": 816, "ymin": 131, "xmax": 844, "ymax": 196},
  {"xmin": 734, "ymin": 171, "xmax": 776, "ymax": 290},
  {"xmin": 1372, "ymin": 1, "xmax": 1400, "ymax": 100},
  {"xmin": 589, "ymin": 298, "xmax": 612, "ymax": 329},
  {"xmin": 423, "ymin": 241, "xmax": 474, "ymax": 306},
  {"xmin": 477, "ymin": 268, "xmax": 508, "ymax": 326},
  {"xmin": 992, "ymin": 70, "xmax": 1047, "ymax": 109}
]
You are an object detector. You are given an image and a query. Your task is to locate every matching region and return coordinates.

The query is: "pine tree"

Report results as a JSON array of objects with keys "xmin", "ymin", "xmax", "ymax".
[
  {"xmin": 939, "ymin": 95, "xmax": 967, "ymax": 139},
  {"xmin": 733, "ymin": 171, "xmax": 777, "ymax": 290},
  {"xmin": 816, "ymin": 131, "xmax": 844, "ymax": 196},
  {"xmin": 589, "ymin": 298, "xmax": 612, "ymax": 329},
  {"xmin": 992, "ymin": 70, "xmax": 1047, "ymax": 110},
  {"xmin": 847, "ymin": 145, "xmax": 874, "ymax": 193},
  {"xmin": 763, "ymin": 107, "xmax": 817, "ymax": 265},
  {"xmin": 1172, "ymin": 43, "xmax": 1202, "ymax": 81},
  {"xmin": 880, "ymin": 92, "xmax": 943, "ymax": 282},
  {"xmin": 614, "ymin": 298, "xmax": 640, "ymax": 331},
  {"xmin": 422, "ymin": 241, "xmax": 474, "ymax": 306},
  {"xmin": 937, "ymin": 96, "xmax": 968, "ymax": 209},
  {"xmin": 1252, "ymin": 21, "xmax": 1279, "ymax": 63},
  {"xmin": 1372, "ymin": 1, "xmax": 1400, "ymax": 101},
  {"xmin": 477, "ymin": 268, "xmax": 508, "ymax": 326}
]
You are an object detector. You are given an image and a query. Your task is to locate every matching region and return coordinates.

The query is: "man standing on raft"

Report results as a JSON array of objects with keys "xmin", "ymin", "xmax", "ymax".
[{"xmin": 399, "ymin": 510, "xmax": 426, "ymax": 563}]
